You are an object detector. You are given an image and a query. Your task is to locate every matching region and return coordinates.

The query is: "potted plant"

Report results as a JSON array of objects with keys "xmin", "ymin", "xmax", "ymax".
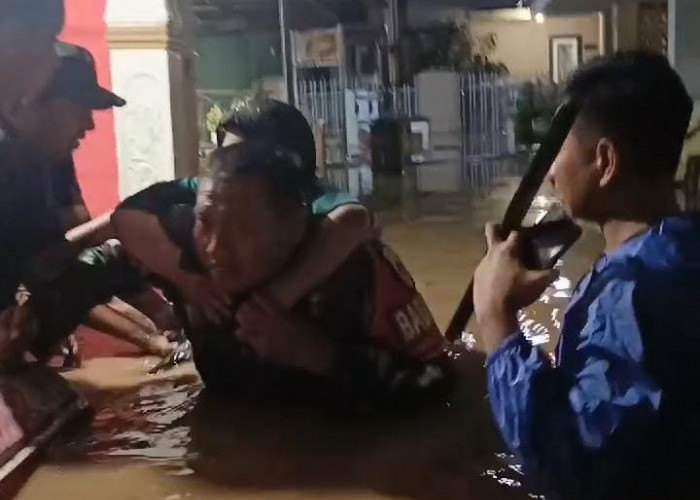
[
  {"xmin": 205, "ymin": 104, "xmax": 224, "ymax": 145},
  {"xmin": 513, "ymin": 81, "xmax": 559, "ymax": 150}
]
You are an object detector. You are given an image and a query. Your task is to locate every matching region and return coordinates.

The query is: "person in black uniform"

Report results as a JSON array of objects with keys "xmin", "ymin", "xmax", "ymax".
[
  {"xmin": 12, "ymin": 44, "xmax": 177, "ymax": 363},
  {"xmin": 0, "ymin": 0, "xmax": 65, "ymax": 362}
]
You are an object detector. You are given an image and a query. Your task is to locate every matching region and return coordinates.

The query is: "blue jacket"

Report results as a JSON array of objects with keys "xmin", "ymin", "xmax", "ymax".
[{"xmin": 487, "ymin": 216, "xmax": 700, "ymax": 499}]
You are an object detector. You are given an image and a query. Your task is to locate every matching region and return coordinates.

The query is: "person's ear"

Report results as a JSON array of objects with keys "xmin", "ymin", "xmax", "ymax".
[{"xmin": 595, "ymin": 137, "xmax": 620, "ymax": 188}]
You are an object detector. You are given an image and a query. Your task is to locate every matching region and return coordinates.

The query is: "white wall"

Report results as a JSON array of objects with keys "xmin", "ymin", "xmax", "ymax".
[
  {"xmin": 471, "ymin": 13, "xmax": 603, "ymax": 82},
  {"xmin": 415, "ymin": 71, "xmax": 461, "ymax": 133}
]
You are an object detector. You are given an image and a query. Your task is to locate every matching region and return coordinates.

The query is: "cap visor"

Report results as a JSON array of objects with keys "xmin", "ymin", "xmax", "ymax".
[{"xmin": 85, "ymin": 87, "xmax": 126, "ymax": 110}]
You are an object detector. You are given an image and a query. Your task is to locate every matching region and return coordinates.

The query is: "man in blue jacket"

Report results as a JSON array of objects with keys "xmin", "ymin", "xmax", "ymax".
[{"xmin": 473, "ymin": 51, "xmax": 700, "ymax": 498}]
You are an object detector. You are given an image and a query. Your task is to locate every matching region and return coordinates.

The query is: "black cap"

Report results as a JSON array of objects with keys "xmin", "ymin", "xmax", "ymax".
[
  {"xmin": 42, "ymin": 43, "xmax": 126, "ymax": 110},
  {"xmin": 218, "ymin": 99, "xmax": 316, "ymax": 178}
]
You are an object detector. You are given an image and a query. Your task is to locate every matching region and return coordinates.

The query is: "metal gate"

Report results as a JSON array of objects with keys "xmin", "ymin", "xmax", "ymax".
[
  {"xmin": 296, "ymin": 78, "xmax": 418, "ymax": 163},
  {"xmin": 460, "ymin": 72, "xmax": 517, "ymax": 159}
]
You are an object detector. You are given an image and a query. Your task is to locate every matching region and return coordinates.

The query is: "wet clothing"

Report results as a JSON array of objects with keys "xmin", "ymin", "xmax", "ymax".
[
  {"xmin": 119, "ymin": 180, "xmax": 452, "ymax": 411},
  {"xmin": 76, "ymin": 241, "xmax": 145, "ymax": 296},
  {"xmin": 51, "ymin": 158, "xmax": 145, "ymax": 298},
  {"xmin": 119, "ymin": 177, "xmax": 201, "ymax": 219},
  {"xmin": 0, "ymin": 138, "xmax": 140, "ymax": 358},
  {"xmin": 118, "ymin": 177, "xmax": 361, "ymax": 275},
  {"xmin": 0, "ymin": 134, "xmax": 65, "ymax": 309},
  {"xmin": 0, "ymin": 135, "xmax": 91, "ymax": 360},
  {"xmin": 49, "ymin": 158, "xmax": 82, "ymax": 212},
  {"xmin": 0, "ymin": 140, "xmax": 83, "ymax": 307},
  {"xmin": 181, "ymin": 241, "xmax": 452, "ymax": 412},
  {"xmin": 487, "ymin": 216, "xmax": 700, "ymax": 499},
  {"xmin": 118, "ymin": 177, "xmax": 357, "ymax": 217}
]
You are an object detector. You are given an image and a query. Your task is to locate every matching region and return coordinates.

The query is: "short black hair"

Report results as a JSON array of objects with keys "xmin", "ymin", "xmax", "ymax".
[
  {"xmin": 566, "ymin": 51, "xmax": 693, "ymax": 179},
  {"xmin": 209, "ymin": 138, "xmax": 316, "ymax": 209},
  {"xmin": 217, "ymin": 99, "xmax": 317, "ymax": 182},
  {"xmin": 0, "ymin": 0, "xmax": 64, "ymax": 36}
]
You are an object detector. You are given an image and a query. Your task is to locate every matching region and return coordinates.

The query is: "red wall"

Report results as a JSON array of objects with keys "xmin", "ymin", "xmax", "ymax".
[{"xmin": 60, "ymin": 0, "xmax": 119, "ymax": 216}]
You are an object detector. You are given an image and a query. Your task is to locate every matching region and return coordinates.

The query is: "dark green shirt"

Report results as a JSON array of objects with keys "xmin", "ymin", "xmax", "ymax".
[
  {"xmin": 120, "ymin": 177, "xmax": 357, "ymax": 219},
  {"xmin": 119, "ymin": 177, "xmax": 359, "ymax": 273}
]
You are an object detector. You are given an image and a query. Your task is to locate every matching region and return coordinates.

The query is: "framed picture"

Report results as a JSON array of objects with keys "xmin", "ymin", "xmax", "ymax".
[
  {"xmin": 293, "ymin": 27, "xmax": 342, "ymax": 68},
  {"xmin": 550, "ymin": 35, "xmax": 583, "ymax": 84}
]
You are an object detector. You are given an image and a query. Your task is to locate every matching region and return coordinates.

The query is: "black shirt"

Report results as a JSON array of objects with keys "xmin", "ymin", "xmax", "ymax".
[{"xmin": 0, "ymin": 136, "xmax": 65, "ymax": 309}]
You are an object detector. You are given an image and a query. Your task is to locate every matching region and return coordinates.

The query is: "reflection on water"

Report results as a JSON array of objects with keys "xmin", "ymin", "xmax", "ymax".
[
  {"xmin": 16, "ymin": 156, "xmax": 602, "ymax": 500},
  {"xmin": 87, "ymin": 383, "xmax": 200, "ymax": 463},
  {"xmin": 35, "ymin": 365, "xmax": 528, "ymax": 500}
]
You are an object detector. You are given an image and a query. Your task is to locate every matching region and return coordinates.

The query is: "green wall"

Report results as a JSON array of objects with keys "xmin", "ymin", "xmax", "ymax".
[{"xmin": 196, "ymin": 32, "xmax": 283, "ymax": 91}]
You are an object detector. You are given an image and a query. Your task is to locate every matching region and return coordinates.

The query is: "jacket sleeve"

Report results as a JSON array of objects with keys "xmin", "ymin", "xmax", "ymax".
[{"xmin": 487, "ymin": 279, "xmax": 663, "ymax": 498}]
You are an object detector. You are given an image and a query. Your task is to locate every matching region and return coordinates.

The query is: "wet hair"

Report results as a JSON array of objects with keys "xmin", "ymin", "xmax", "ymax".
[
  {"xmin": 0, "ymin": 0, "xmax": 64, "ymax": 35},
  {"xmin": 208, "ymin": 138, "xmax": 317, "ymax": 211},
  {"xmin": 217, "ymin": 99, "xmax": 317, "ymax": 183},
  {"xmin": 566, "ymin": 51, "xmax": 693, "ymax": 179}
]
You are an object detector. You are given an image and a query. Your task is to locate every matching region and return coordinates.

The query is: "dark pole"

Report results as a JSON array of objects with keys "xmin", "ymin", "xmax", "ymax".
[
  {"xmin": 445, "ymin": 102, "xmax": 579, "ymax": 342},
  {"xmin": 387, "ymin": 0, "xmax": 400, "ymax": 87},
  {"xmin": 279, "ymin": 0, "xmax": 295, "ymax": 105}
]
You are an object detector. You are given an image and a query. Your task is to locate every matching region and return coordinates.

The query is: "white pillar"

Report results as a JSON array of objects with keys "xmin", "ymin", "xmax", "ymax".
[{"xmin": 105, "ymin": 0, "xmax": 199, "ymax": 199}]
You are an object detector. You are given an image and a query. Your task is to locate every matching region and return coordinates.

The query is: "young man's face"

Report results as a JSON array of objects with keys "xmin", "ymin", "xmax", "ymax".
[
  {"xmin": 547, "ymin": 122, "xmax": 605, "ymax": 220},
  {"xmin": 14, "ymin": 99, "xmax": 95, "ymax": 161},
  {"xmin": 193, "ymin": 175, "xmax": 305, "ymax": 295},
  {"xmin": 42, "ymin": 100, "xmax": 95, "ymax": 160}
]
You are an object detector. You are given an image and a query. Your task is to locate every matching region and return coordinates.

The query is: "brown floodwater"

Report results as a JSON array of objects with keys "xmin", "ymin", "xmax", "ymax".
[{"xmin": 15, "ymin": 156, "xmax": 603, "ymax": 500}]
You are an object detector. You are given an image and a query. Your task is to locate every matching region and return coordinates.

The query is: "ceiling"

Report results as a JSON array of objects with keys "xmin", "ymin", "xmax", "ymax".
[
  {"xmin": 191, "ymin": 0, "xmax": 535, "ymax": 34},
  {"xmin": 541, "ymin": 0, "xmax": 656, "ymax": 15},
  {"xmin": 192, "ymin": 0, "xmax": 373, "ymax": 33}
]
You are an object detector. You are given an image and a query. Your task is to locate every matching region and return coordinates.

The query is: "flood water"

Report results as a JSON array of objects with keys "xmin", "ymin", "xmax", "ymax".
[{"xmin": 15, "ymin": 155, "xmax": 603, "ymax": 500}]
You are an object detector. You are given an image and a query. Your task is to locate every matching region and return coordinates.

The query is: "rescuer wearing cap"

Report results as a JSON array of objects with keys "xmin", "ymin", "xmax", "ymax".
[{"xmin": 13, "ymin": 44, "xmax": 177, "ymax": 364}]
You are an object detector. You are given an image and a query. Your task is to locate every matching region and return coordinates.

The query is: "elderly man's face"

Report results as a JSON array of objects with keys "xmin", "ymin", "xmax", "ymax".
[{"xmin": 193, "ymin": 175, "xmax": 305, "ymax": 296}]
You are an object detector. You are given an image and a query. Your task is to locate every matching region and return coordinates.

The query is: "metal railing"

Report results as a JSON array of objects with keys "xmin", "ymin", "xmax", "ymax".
[
  {"xmin": 460, "ymin": 72, "xmax": 518, "ymax": 159},
  {"xmin": 296, "ymin": 78, "xmax": 419, "ymax": 162},
  {"xmin": 296, "ymin": 79, "xmax": 418, "ymax": 131},
  {"xmin": 197, "ymin": 73, "xmax": 518, "ymax": 171},
  {"xmin": 296, "ymin": 79, "xmax": 347, "ymax": 138}
]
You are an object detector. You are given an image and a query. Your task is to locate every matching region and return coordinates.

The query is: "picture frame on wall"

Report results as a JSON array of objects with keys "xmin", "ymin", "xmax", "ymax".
[{"xmin": 550, "ymin": 35, "xmax": 583, "ymax": 84}]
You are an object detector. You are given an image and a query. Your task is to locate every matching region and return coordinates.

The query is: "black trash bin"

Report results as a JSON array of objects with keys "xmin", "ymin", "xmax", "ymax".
[{"xmin": 370, "ymin": 116, "xmax": 408, "ymax": 176}]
